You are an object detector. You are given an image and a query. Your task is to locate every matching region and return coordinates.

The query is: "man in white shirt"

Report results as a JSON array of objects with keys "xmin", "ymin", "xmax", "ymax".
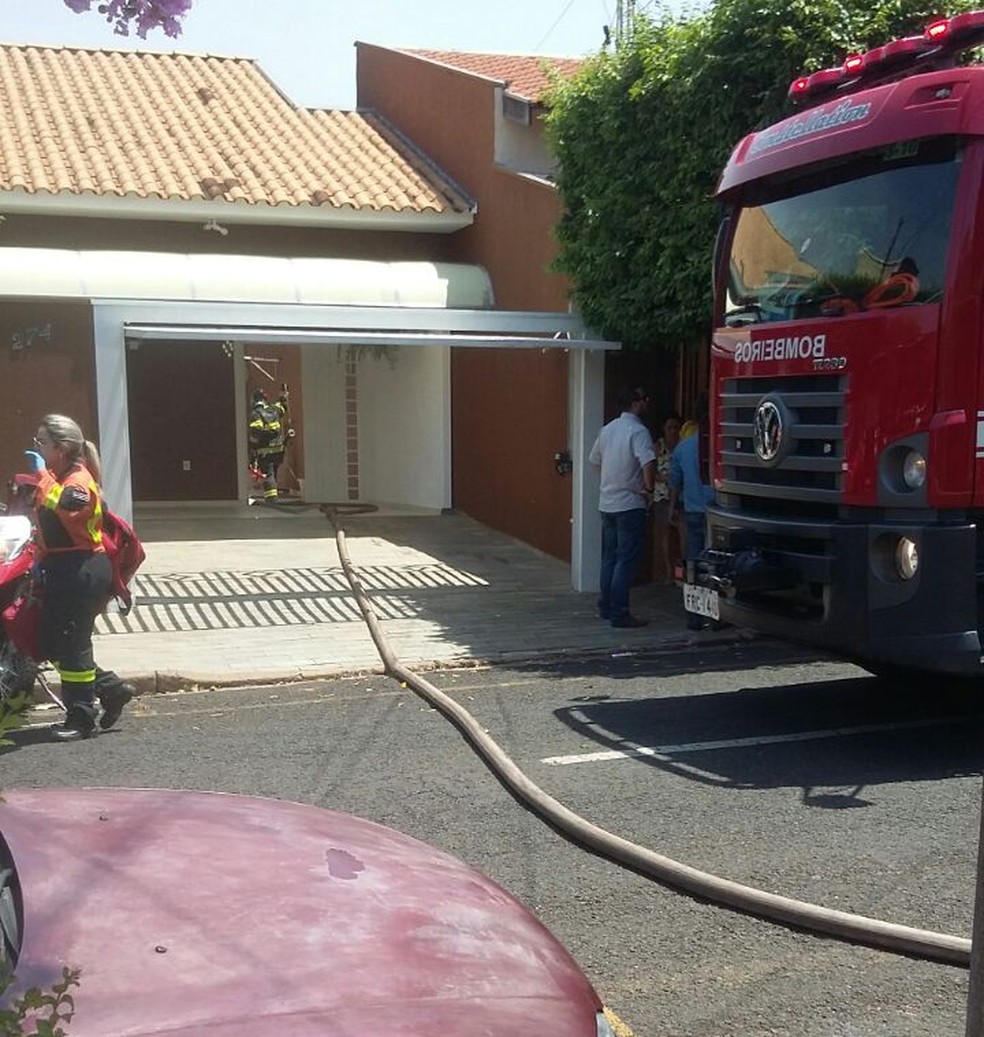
[{"xmin": 588, "ymin": 386, "xmax": 656, "ymax": 628}]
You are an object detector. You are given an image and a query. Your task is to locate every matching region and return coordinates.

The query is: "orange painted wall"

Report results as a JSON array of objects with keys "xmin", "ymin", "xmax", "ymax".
[
  {"xmin": 0, "ymin": 213, "xmax": 457, "ymax": 263},
  {"xmin": 0, "ymin": 300, "xmax": 96, "ymax": 496},
  {"xmin": 357, "ymin": 45, "xmax": 574, "ymax": 561}
]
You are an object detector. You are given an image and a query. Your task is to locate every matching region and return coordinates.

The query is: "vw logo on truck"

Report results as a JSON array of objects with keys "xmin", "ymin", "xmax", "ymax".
[{"xmin": 752, "ymin": 396, "xmax": 787, "ymax": 464}]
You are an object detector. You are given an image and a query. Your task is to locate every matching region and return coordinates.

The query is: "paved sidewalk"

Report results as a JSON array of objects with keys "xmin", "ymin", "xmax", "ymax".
[{"xmin": 89, "ymin": 502, "xmax": 733, "ymax": 695}]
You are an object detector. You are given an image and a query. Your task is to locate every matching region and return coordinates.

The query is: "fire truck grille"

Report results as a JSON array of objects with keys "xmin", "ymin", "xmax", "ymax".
[{"xmin": 718, "ymin": 374, "xmax": 845, "ymax": 510}]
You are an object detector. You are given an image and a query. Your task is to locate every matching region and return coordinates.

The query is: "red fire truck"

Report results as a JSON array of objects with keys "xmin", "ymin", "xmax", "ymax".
[{"xmin": 694, "ymin": 11, "xmax": 984, "ymax": 676}]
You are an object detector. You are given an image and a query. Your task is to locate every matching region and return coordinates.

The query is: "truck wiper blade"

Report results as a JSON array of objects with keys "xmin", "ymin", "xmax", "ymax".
[{"xmin": 724, "ymin": 300, "xmax": 763, "ymax": 326}]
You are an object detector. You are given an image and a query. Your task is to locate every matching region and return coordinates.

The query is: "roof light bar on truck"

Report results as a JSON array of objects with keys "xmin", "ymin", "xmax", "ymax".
[{"xmin": 788, "ymin": 10, "xmax": 984, "ymax": 106}]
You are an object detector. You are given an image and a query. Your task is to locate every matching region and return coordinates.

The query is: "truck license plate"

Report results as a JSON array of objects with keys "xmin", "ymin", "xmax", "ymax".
[{"xmin": 683, "ymin": 583, "xmax": 719, "ymax": 620}]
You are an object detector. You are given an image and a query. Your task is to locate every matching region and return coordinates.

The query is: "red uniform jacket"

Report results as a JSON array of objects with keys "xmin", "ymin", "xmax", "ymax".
[{"xmin": 35, "ymin": 462, "xmax": 105, "ymax": 555}]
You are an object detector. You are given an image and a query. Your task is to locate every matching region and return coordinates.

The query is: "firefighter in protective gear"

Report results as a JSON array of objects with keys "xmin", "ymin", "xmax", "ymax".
[
  {"xmin": 29, "ymin": 414, "xmax": 133, "ymax": 741},
  {"xmin": 248, "ymin": 385, "xmax": 289, "ymax": 500}
]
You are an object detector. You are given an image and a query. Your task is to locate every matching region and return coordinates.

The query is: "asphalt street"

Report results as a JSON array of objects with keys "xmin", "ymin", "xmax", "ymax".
[{"xmin": 4, "ymin": 639, "xmax": 982, "ymax": 1037}]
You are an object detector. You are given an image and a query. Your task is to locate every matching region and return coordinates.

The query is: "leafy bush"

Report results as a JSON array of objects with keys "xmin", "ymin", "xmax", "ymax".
[
  {"xmin": 0, "ymin": 968, "xmax": 80, "ymax": 1037},
  {"xmin": 546, "ymin": 0, "xmax": 982, "ymax": 351}
]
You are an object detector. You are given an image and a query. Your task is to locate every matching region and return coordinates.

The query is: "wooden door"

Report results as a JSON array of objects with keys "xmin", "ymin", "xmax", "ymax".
[{"xmin": 126, "ymin": 340, "xmax": 237, "ymax": 501}]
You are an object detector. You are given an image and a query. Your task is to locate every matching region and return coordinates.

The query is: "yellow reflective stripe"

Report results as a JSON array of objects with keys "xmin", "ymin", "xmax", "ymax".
[
  {"xmin": 263, "ymin": 487, "xmax": 279, "ymax": 498},
  {"xmin": 44, "ymin": 484, "xmax": 63, "ymax": 510},
  {"xmin": 57, "ymin": 666, "xmax": 97, "ymax": 684}
]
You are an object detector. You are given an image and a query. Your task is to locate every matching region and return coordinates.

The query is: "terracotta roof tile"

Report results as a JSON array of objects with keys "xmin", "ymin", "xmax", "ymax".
[
  {"xmin": 0, "ymin": 42, "xmax": 472, "ymax": 219},
  {"xmin": 404, "ymin": 49, "xmax": 583, "ymax": 103}
]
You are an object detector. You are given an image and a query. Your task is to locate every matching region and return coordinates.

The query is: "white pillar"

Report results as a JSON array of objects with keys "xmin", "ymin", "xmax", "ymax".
[
  {"xmin": 92, "ymin": 305, "xmax": 133, "ymax": 524},
  {"xmin": 300, "ymin": 344, "xmax": 348, "ymax": 503},
  {"xmin": 569, "ymin": 349, "xmax": 606, "ymax": 592}
]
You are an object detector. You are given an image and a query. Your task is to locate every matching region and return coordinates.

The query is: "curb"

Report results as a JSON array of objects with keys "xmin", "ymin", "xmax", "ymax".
[{"xmin": 102, "ymin": 627, "xmax": 759, "ymax": 698}]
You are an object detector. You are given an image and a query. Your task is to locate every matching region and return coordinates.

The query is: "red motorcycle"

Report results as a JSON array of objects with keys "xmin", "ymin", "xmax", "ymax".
[{"xmin": 0, "ymin": 475, "xmax": 58, "ymax": 709}]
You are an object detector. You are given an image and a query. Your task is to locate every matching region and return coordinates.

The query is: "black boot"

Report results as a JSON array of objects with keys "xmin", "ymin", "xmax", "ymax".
[
  {"xmin": 53, "ymin": 687, "xmax": 99, "ymax": 742},
  {"xmin": 51, "ymin": 706, "xmax": 98, "ymax": 742},
  {"xmin": 98, "ymin": 681, "xmax": 135, "ymax": 730}
]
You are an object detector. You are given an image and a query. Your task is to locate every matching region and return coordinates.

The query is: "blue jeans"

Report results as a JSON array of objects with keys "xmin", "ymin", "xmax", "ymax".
[
  {"xmin": 685, "ymin": 512, "xmax": 707, "ymax": 561},
  {"xmin": 598, "ymin": 508, "xmax": 647, "ymax": 621},
  {"xmin": 684, "ymin": 512, "xmax": 714, "ymax": 628}
]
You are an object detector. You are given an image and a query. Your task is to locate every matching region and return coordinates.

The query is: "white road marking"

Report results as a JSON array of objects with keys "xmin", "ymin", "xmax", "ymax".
[{"xmin": 542, "ymin": 715, "xmax": 966, "ymax": 766}]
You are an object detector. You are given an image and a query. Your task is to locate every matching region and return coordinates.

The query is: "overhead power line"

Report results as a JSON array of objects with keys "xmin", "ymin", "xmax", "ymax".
[{"xmin": 535, "ymin": 0, "xmax": 579, "ymax": 50}]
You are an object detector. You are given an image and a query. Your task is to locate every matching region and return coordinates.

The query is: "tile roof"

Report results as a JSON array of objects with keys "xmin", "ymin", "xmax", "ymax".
[
  {"xmin": 404, "ymin": 50, "xmax": 583, "ymax": 103},
  {"xmin": 0, "ymin": 43, "xmax": 473, "ymax": 224}
]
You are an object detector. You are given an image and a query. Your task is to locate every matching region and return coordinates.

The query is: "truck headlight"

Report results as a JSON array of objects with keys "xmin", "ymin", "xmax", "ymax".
[
  {"xmin": 895, "ymin": 536, "xmax": 919, "ymax": 580},
  {"xmin": 902, "ymin": 450, "xmax": 926, "ymax": 489}
]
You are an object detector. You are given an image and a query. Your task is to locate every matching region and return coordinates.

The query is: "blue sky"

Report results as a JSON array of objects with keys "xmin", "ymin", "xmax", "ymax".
[{"xmin": 2, "ymin": 0, "xmax": 701, "ymax": 110}]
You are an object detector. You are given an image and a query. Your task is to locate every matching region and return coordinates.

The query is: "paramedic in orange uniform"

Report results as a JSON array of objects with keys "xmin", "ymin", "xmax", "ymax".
[{"xmin": 25, "ymin": 414, "xmax": 128, "ymax": 741}]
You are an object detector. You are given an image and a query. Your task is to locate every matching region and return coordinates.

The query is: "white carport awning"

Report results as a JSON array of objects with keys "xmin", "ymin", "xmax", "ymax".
[
  {"xmin": 0, "ymin": 246, "xmax": 618, "ymax": 348},
  {"xmin": 0, "ymin": 247, "xmax": 495, "ymax": 309}
]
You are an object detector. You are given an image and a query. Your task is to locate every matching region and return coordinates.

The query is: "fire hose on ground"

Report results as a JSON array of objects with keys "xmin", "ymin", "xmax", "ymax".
[{"xmin": 322, "ymin": 506, "xmax": 975, "ymax": 970}]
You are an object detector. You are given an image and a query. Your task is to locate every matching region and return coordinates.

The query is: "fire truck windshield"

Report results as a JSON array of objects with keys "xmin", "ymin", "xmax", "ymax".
[{"xmin": 724, "ymin": 136, "xmax": 960, "ymax": 326}]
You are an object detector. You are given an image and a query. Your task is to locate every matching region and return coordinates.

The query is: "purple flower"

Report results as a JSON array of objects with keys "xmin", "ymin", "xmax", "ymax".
[{"xmin": 63, "ymin": 0, "xmax": 191, "ymax": 38}]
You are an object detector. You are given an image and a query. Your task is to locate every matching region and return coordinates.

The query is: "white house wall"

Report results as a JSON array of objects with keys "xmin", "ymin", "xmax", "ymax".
[
  {"xmin": 299, "ymin": 345, "xmax": 349, "ymax": 504},
  {"xmin": 356, "ymin": 345, "xmax": 451, "ymax": 510},
  {"xmin": 570, "ymin": 349, "xmax": 606, "ymax": 593},
  {"xmin": 493, "ymin": 92, "xmax": 556, "ymax": 178}
]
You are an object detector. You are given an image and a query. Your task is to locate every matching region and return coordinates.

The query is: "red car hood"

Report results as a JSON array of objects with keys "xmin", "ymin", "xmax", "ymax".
[{"xmin": 0, "ymin": 788, "xmax": 601, "ymax": 1036}]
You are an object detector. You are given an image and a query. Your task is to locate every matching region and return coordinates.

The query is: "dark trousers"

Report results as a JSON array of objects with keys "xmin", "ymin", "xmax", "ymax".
[
  {"xmin": 39, "ymin": 551, "xmax": 111, "ymax": 730},
  {"xmin": 95, "ymin": 667, "xmax": 130, "ymax": 700},
  {"xmin": 684, "ymin": 511, "xmax": 711, "ymax": 629},
  {"xmin": 598, "ymin": 508, "xmax": 647, "ymax": 621},
  {"xmin": 255, "ymin": 451, "xmax": 284, "ymax": 499},
  {"xmin": 684, "ymin": 512, "xmax": 707, "ymax": 560}
]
